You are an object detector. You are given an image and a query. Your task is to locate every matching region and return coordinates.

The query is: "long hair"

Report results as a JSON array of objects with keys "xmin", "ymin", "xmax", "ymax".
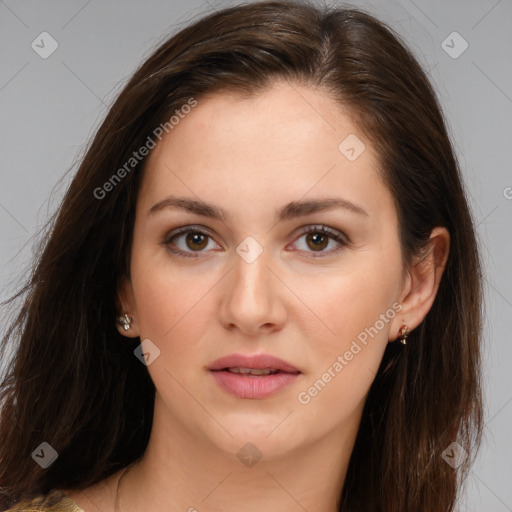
[{"xmin": 0, "ymin": 1, "xmax": 484, "ymax": 510}]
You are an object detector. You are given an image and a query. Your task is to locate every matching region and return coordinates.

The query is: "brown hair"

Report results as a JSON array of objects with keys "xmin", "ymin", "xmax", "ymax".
[{"xmin": 0, "ymin": 1, "xmax": 484, "ymax": 510}]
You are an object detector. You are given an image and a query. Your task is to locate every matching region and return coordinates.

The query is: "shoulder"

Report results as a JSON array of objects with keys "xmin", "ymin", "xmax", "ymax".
[{"xmin": 3, "ymin": 489, "xmax": 84, "ymax": 512}]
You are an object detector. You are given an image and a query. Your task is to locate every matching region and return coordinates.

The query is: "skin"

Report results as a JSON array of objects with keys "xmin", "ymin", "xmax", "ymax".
[{"xmin": 62, "ymin": 81, "xmax": 449, "ymax": 512}]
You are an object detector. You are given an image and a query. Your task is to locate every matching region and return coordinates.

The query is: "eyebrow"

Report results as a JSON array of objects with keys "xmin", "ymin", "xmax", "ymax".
[{"xmin": 148, "ymin": 195, "xmax": 369, "ymax": 221}]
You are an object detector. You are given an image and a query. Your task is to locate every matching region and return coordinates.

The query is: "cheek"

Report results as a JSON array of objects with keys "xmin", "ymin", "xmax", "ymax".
[
  {"xmin": 324, "ymin": 275, "xmax": 392, "ymax": 342},
  {"xmin": 297, "ymin": 255, "xmax": 399, "ymax": 345},
  {"xmin": 290, "ymin": 254, "xmax": 402, "ymax": 409},
  {"xmin": 293, "ymin": 273, "xmax": 394, "ymax": 414},
  {"xmin": 130, "ymin": 254, "xmax": 218, "ymax": 359}
]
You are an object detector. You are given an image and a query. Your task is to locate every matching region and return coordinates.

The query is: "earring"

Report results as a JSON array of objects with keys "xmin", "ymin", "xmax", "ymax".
[
  {"xmin": 117, "ymin": 313, "xmax": 133, "ymax": 331},
  {"xmin": 399, "ymin": 325, "xmax": 409, "ymax": 345}
]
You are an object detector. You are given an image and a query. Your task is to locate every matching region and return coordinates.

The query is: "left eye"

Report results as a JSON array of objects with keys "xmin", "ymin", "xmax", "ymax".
[
  {"xmin": 163, "ymin": 225, "xmax": 348, "ymax": 258},
  {"xmin": 290, "ymin": 225, "xmax": 348, "ymax": 256}
]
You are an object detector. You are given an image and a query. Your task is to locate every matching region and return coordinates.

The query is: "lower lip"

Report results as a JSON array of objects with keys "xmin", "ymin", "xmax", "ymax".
[{"xmin": 210, "ymin": 370, "xmax": 300, "ymax": 399}]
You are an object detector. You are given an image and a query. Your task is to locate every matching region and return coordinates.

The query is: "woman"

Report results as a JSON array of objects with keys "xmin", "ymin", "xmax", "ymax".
[{"xmin": 0, "ymin": 1, "xmax": 483, "ymax": 511}]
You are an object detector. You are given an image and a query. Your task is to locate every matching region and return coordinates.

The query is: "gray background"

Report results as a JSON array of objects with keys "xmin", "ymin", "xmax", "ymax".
[{"xmin": 0, "ymin": 0, "xmax": 511, "ymax": 509}]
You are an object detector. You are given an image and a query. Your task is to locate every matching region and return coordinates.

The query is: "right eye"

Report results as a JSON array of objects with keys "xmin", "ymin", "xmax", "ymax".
[{"xmin": 163, "ymin": 226, "xmax": 222, "ymax": 258}]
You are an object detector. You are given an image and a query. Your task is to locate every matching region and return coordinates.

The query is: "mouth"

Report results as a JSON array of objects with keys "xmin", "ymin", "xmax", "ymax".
[
  {"xmin": 219, "ymin": 367, "xmax": 290, "ymax": 376},
  {"xmin": 208, "ymin": 353, "xmax": 301, "ymax": 373},
  {"xmin": 208, "ymin": 353, "xmax": 301, "ymax": 399}
]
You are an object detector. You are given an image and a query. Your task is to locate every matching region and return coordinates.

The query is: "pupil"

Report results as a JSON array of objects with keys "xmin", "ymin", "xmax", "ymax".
[
  {"xmin": 186, "ymin": 232, "xmax": 207, "ymax": 250},
  {"xmin": 307, "ymin": 232, "xmax": 328, "ymax": 251}
]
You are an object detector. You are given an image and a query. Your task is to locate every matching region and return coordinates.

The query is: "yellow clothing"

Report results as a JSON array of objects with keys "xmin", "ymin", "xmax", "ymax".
[{"xmin": 4, "ymin": 490, "xmax": 84, "ymax": 512}]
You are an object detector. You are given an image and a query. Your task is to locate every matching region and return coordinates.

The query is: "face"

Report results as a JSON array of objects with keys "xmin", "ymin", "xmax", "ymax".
[{"xmin": 119, "ymin": 81, "xmax": 408, "ymax": 459}]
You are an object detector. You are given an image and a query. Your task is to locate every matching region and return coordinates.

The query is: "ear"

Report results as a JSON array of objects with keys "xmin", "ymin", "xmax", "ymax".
[
  {"xmin": 389, "ymin": 226, "xmax": 450, "ymax": 342},
  {"xmin": 115, "ymin": 275, "xmax": 140, "ymax": 338}
]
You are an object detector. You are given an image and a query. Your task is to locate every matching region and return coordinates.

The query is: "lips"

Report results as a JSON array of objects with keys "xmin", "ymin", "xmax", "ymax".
[
  {"xmin": 208, "ymin": 353, "xmax": 301, "ymax": 399},
  {"xmin": 208, "ymin": 353, "xmax": 301, "ymax": 374}
]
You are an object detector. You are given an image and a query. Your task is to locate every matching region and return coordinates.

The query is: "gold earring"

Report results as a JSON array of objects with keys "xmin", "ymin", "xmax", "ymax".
[
  {"xmin": 399, "ymin": 325, "xmax": 409, "ymax": 345},
  {"xmin": 117, "ymin": 313, "xmax": 133, "ymax": 331}
]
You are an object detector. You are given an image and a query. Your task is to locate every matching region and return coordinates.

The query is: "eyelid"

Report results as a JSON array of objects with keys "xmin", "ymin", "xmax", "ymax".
[
  {"xmin": 294, "ymin": 224, "xmax": 348, "ymax": 243},
  {"xmin": 163, "ymin": 224, "xmax": 216, "ymax": 242}
]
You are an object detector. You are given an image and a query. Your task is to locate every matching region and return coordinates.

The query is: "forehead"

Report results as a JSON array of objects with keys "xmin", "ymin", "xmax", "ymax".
[{"xmin": 139, "ymin": 82, "xmax": 394, "ymax": 221}]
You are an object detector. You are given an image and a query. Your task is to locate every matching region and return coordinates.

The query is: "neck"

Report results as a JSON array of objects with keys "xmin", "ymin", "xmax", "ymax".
[{"xmin": 116, "ymin": 393, "xmax": 363, "ymax": 512}]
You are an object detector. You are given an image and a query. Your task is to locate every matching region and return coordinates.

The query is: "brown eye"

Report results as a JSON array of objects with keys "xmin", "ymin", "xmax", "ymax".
[
  {"xmin": 163, "ymin": 226, "xmax": 220, "ymax": 258},
  {"xmin": 185, "ymin": 232, "xmax": 208, "ymax": 251},
  {"xmin": 305, "ymin": 232, "xmax": 329, "ymax": 251},
  {"xmin": 292, "ymin": 225, "xmax": 348, "ymax": 257}
]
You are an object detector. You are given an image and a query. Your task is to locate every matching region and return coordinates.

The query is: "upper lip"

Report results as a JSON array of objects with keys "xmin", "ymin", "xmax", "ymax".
[{"xmin": 208, "ymin": 353, "xmax": 301, "ymax": 374}]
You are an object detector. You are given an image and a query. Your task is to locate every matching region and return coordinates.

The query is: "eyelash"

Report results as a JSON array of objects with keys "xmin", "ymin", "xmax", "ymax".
[{"xmin": 162, "ymin": 224, "xmax": 348, "ymax": 259}]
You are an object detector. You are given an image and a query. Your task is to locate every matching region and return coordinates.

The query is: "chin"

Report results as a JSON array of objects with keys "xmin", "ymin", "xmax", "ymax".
[{"xmin": 202, "ymin": 414, "xmax": 309, "ymax": 462}]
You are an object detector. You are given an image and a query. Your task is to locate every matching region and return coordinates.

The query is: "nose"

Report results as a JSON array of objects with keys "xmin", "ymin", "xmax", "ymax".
[{"xmin": 218, "ymin": 242, "xmax": 288, "ymax": 336}]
